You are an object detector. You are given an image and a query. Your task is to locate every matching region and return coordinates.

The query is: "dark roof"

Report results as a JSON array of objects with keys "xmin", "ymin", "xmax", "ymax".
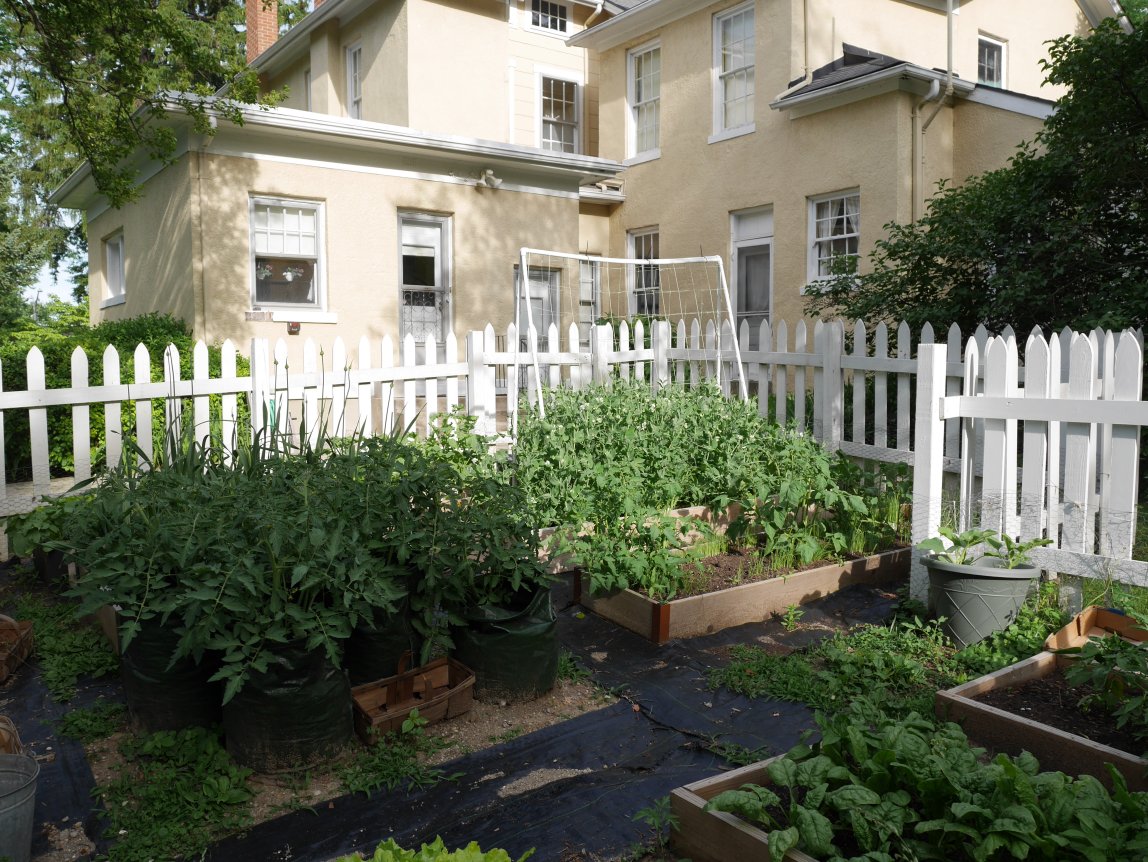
[
  {"xmin": 782, "ymin": 44, "xmax": 913, "ymax": 99},
  {"xmin": 604, "ymin": 0, "xmax": 646, "ymax": 9}
]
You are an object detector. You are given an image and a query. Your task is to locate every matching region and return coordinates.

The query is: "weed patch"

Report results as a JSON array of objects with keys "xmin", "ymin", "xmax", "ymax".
[
  {"xmin": 56, "ymin": 700, "xmax": 126, "ymax": 743},
  {"xmin": 12, "ymin": 593, "xmax": 117, "ymax": 701}
]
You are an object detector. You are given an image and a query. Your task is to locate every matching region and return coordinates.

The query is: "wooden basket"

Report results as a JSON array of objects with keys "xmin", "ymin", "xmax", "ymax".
[
  {"xmin": 0, "ymin": 716, "xmax": 23, "ymax": 755},
  {"xmin": 0, "ymin": 615, "xmax": 34, "ymax": 684},
  {"xmin": 351, "ymin": 656, "xmax": 475, "ymax": 743}
]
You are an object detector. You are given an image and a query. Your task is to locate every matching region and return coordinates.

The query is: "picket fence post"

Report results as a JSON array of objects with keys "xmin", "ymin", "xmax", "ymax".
[
  {"xmin": 910, "ymin": 343, "xmax": 947, "ymax": 604},
  {"xmin": 466, "ymin": 329, "xmax": 496, "ymax": 437}
]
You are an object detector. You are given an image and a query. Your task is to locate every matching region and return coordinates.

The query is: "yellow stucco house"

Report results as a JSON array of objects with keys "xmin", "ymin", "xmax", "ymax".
[{"xmin": 52, "ymin": 0, "xmax": 1124, "ymax": 356}]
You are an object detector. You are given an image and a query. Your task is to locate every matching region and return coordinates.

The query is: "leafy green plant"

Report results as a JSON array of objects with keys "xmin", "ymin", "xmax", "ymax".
[
  {"xmin": 557, "ymin": 650, "xmax": 590, "ymax": 683},
  {"xmin": 633, "ymin": 796, "xmax": 678, "ymax": 855},
  {"xmin": 920, "ymin": 526, "xmax": 1051, "ymax": 567},
  {"xmin": 781, "ymin": 604, "xmax": 804, "ymax": 631},
  {"xmin": 956, "ymin": 581, "xmax": 1066, "ymax": 676},
  {"xmin": 96, "ymin": 727, "xmax": 253, "ymax": 862},
  {"xmin": 706, "ymin": 700, "xmax": 1148, "ymax": 862},
  {"xmin": 56, "ymin": 700, "xmax": 126, "ymax": 742},
  {"xmin": 337, "ymin": 718, "xmax": 460, "ymax": 798},
  {"xmin": 1062, "ymin": 609, "xmax": 1148, "ymax": 743},
  {"xmin": 11, "ymin": 594, "xmax": 117, "ymax": 701},
  {"xmin": 2, "ymin": 494, "xmax": 90, "ymax": 557},
  {"xmin": 336, "ymin": 837, "xmax": 533, "ymax": 862}
]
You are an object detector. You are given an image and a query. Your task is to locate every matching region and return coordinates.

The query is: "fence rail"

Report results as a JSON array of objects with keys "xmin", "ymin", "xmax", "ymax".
[{"xmin": 1, "ymin": 319, "xmax": 1144, "ymax": 600}]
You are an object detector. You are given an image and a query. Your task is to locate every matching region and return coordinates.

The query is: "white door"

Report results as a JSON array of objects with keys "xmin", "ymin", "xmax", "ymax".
[{"xmin": 735, "ymin": 241, "xmax": 771, "ymax": 348}]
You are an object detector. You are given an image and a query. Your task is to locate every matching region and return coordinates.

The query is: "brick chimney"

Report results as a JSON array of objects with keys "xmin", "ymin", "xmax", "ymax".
[{"xmin": 246, "ymin": 0, "xmax": 279, "ymax": 64}]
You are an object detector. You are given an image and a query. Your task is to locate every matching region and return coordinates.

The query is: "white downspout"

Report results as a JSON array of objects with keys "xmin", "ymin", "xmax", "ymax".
[{"xmin": 914, "ymin": 0, "xmax": 955, "ymax": 221}]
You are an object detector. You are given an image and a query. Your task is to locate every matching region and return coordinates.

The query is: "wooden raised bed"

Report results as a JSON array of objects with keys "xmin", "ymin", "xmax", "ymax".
[
  {"xmin": 1044, "ymin": 605, "xmax": 1148, "ymax": 651},
  {"xmin": 351, "ymin": 656, "xmax": 475, "ymax": 743},
  {"xmin": 670, "ymin": 756, "xmax": 816, "ymax": 862},
  {"xmin": 574, "ymin": 547, "xmax": 909, "ymax": 644},
  {"xmin": 935, "ymin": 650, "xmax": 1148, "ymax": 791}
]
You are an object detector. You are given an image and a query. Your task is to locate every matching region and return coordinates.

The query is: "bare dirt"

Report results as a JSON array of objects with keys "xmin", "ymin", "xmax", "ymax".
[{"xmin": 976, "ymin": 671, "xmax": 1145, "ymax": 754}]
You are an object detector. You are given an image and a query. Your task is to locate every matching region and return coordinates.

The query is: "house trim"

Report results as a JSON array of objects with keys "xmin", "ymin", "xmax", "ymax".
[{"xmin": 771, "ymin": 64, "xmax": 975, "ymax": 117}]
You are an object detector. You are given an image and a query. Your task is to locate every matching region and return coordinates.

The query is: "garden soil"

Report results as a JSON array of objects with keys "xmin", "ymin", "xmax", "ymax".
[{"xmin": 3, "ymin": 571, "xmax": 898, "ymax": 862}]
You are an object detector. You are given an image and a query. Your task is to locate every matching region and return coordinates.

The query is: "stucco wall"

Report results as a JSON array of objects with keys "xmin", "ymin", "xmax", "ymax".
[
  {"xmin": 951, "ymin": 99, "xmax": 1043, "ymax": 184},
  {"xmin": 187, "ymin": 151, "xmax": 579, "ymax": 362},
  {"xmin": 87, "ymin": 158, "xmax": 197, "ymax": 329}
]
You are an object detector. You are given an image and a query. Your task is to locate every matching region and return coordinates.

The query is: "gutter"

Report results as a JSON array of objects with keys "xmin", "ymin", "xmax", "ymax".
[
  {"xmin": 769, "ymin": 63, "xmax": 972, "ymax": 111},
  {"xmin": 915, "ymin": 0, "xmax": 955, "ymax": 221}
]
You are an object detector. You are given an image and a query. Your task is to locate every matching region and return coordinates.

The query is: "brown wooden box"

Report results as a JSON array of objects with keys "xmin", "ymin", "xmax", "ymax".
[
  {"xmin": 0, "ymin": 615, "xmax": 34, "ymax": 684},
  {"xmin": 670, "ymin": 756, "xmax": 818, "ymax": 862},
  {"xmin": 576, "ymin": 547, "xmax": 909, "ymax": 644},
  {"xmin": 1045, "ymin": 606, "xmax": 1148, "ymax": 651},
  {"xmin": 351, "ymin": 656, "xmax": 475, "ymax": 743},
  {"xmin": 935, "ymin": 651, "xmax": 1148, "ymax": 790}
]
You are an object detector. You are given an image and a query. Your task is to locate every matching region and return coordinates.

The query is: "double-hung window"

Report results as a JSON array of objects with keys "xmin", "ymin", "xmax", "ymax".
[
  {"xmin": 977, "ymin": 36, "xmax": 1005, "ymax": 88},
  {"xmin": 808, "ymin": 192, "xmax": 860, "ymax": 281},
  {"xmin": 103, "ymin": 232, "xmax": 125, "ymax": 307},
  {"xmin": 540, "ymin": 76, "xmax": 579, "ymax": 153},
  {"xmin": 628, "ymin": 42, "xmax": 661, "ymax": 159},
  {"xmin": 346, "ymin": 42, "xmax": 363, "ymax": 118},
  {"xmin": 530, "ymin": 0, "xmax": 568, "ymax": 34},
  {"xmin": 713, "ymin": 3, "xmax": 755, "ymax": 136},
  {"xmin": 629, "ymin": 228, "xmax": 660, "ymax": 317},
  {"xmin": 251, "ymin": 198, "xmax": 323, "ymax": 308}
]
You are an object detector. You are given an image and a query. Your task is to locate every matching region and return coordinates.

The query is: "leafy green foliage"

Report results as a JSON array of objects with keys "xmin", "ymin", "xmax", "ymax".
[
  {"xmin": 2, "ymin": 493, "xmax": 90, "ymax": 556},
  {"xmin": 557, "ymin": 650, "xmax": 590, "ymax": 684},
  {"xmin": 96, "ymin": 727, "xmax": 253, "ymax": 862},
  {"xmin": 633, "ymin": 796, "xmax": 678, "ymax": 855},
  {"xmin": 518, "ymin": 383, "xmax": 909, "ymax": 598},
  {"xmin": 707, "ymin": 700, "xmax": 1148, "ymax": 862},
  {"xmin": 336, "ymin": 837, "xmax": 533, "ymax": 862},
  {"xmin": 806, "ymin": 19, "xmax": 1148, "ymax": 334},
  {"xmin": 56, "ymin": 700, "xmax": 126, "ymax": 743},
  {"xmin": 712, "ymin": 588, "xmax": 1067, "ymax": 718},
  {"xmin": 11, "ymin": 593, "xmax": 117, "ymax": 701},
  {"xmin": 1062, "ymin": 609, "xmax": 1148, "ymax": 743},
  {"xmin": 919, "ymin": 526, "xmax": 1052, "ymax": 568},
  {"xmin": 337, "ymin": 719, "xmax": 459, "ymax": 799}
]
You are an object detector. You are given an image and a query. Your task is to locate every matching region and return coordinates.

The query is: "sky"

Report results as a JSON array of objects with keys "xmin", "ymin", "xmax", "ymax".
[{"xmin": 28, "ymin": 262, "xmax": 77, "ymax": 305}]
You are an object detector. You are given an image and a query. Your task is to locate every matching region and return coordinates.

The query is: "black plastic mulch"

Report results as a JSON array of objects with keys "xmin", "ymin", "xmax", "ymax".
[{"xmin": 5, "ymin": 573, "xmax": 898, "ymax": 862}]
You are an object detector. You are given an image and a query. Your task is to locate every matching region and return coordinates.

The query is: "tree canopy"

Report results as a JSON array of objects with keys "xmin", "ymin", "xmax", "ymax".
[
  {"xmin": 805, "ymin": 12, "xmax": 1148, "ymax": 335},
  {"xmin": 0, "ymin": 1, "xmax": 307, "ymax": 319}
]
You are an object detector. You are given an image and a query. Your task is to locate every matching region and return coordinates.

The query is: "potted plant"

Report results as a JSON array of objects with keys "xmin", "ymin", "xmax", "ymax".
[
  {"xmin": 919, "ymin": 526, "xmax": 1051, "ymax": 648},
  {"xmin": 3, "ymin": 494, "xmax": 89, "ymax": 582}
]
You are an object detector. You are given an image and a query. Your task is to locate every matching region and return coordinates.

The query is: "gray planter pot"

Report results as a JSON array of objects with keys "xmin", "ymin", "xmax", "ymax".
[{"xmin": 922, "ymin": 555, "xmax": 1038, "ymax": 649}]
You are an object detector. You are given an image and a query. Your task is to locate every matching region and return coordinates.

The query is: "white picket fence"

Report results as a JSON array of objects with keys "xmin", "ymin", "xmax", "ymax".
[{"xmin": 1, "ymin": 318, "xmax": 1145, "ymax": 594}]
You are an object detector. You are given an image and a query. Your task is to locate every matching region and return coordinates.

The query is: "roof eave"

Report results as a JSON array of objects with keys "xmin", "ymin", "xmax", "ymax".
[
  {"xmin": 568, "ymin": 0, "xmax": 701, "ymax": 50},
  {"xmin": 770, "ymin": 65, "xmax": 975, "ymax": 116}
]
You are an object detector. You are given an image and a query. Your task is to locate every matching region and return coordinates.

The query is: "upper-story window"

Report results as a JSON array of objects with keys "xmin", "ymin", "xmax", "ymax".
[
  {"xmin": 346, "ymin": 42, "xmax": 363, "ymax": 118},
  {"xmin": 530, "ymin": 0, "xmax": 569, "ymax": 34},
  {"xmin": 628, "ymin": 42, "xmax": 661, "ymax": 159},
  {"xmin": 251, "ymin": 198, "xmax": 324, "ymax": 308},
  {"xmin": 808, "ymin": 191, "xmax": 860, "ymax": 281},
  {"xmin": 713, "ymin": 2, "xmax": 755, "ymax": 137},
  {"xmin": 978, "ymin": 35, "xmax": 1006, "ymax": 88},
  {"xmin": 540, "ymin": 76, "xmax": 579, "ymax": 153},
  {"xmin": 103, "ymin": 231, "xmax": 125, "ymax": 308}
]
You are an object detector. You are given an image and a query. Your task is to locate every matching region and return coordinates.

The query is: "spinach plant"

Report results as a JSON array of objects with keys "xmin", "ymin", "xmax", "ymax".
[{"xmin": 706, "ymin": 700, "xmax": 1148, "ymax": 862}]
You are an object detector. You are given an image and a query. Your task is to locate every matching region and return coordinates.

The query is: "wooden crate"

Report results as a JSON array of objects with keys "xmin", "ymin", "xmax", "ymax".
[
  {"xmin": 935, "ymin": 651, "xmax": 1148, "ymax": 790},
  {"xmin": 0, "ymin": 615, "xmax": 33, "ymax": 684},
  {"xmin": 1045, "ymin": 606, "xmax": 1148, "ymax": 651},
  {"xmin": 670, "ymin": 756, "xmax": 818, "ymax": 862},
  {"xmin": 351, "ymin": 656, "xmax": 475, "ymax": 743}
]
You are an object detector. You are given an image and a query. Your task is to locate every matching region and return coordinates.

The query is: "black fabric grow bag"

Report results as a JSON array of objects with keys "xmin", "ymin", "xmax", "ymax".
[
  {"xmin": 453, "ymin": 586, "xmax": 558, "ymax": 701},
  {"xmin": 343, "ymin": 600, "xmax": 423, "ymax": 686},
  {"xmin": 119, "ymin": 618, "xmax": 222, "ymax": 733},
  {"xmin": 222, "ymin": 642, "xmax": 352, "ymax": 772}
]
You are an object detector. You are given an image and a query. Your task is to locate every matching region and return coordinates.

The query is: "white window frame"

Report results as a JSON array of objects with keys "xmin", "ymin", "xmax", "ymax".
[
  {"xmin": 626, "ymin": 40, "xmax": 661, "ymax": 163},
  {"xmin": 249, "ymin": 196, "xmax": 326, "ymax": 312},
  {"xmin": 711, "ymin": 1, "xmax": 755, "ymax": 143},
  {"xmin": 977, "ymin": 34, "xmax": 1006, "ymax": 89},
  {"xmin": 627, "ymin": 227, "xmax": 660, "ymax": 317},
  {"xmin": 806, "ymin": 190, "xmax": 860, "ymax": 287},
  {"xmin": 730, "ymin": 207, "xmax": 773, "ymax": 346},
  {"xmin": 102, "ymin": 231, "xmax": 126, "ymax": 309},
  {"xmin": 526, "ymin": 0, "xmax": 570, "ymax": 37},
  {"xmin": 398, "ymin": 212, "xmax": 452, "ymax": 346},
  {"xmin": 536, "ymin": 70, "xmax": 582, "ymax": 154},
  {"xmin": 346, "ymin": 41, "xmax": 363, "ymax": 119}
]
